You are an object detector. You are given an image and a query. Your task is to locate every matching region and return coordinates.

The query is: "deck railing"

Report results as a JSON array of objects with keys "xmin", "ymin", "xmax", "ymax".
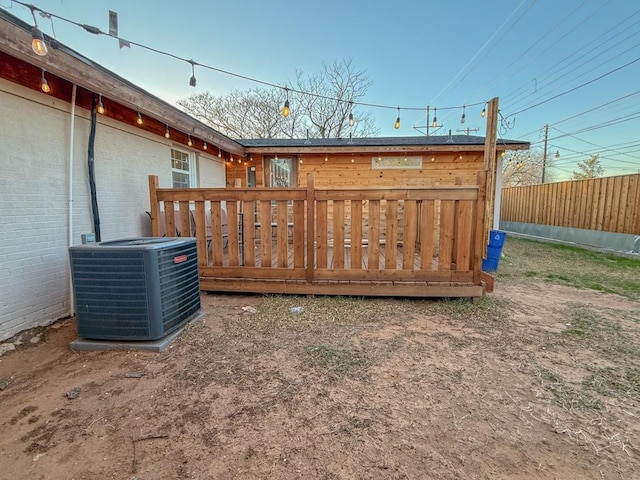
[{"xmin": 148, "ymin": 172, "xmax": 487, "ymax": 299}]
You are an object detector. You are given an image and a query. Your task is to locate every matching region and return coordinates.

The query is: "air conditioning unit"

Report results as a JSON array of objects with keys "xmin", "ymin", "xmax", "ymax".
[{"xmin": 69, "ymin": 237, "xmax": 200, "ymax": 341}]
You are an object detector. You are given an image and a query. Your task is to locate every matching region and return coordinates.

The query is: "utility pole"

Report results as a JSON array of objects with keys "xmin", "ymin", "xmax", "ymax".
[{"xmin": 541, "ymin": 124, "xmax": 549, "ymax": 184}]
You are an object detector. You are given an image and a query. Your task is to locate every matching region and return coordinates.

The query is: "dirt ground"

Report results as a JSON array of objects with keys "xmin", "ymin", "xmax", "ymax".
[{"xmin": 1, "ymin": 252, "xmax": 639, "ymax": 479}]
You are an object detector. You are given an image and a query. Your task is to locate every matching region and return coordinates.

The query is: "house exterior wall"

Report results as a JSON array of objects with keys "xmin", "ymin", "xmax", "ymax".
[
  {"xmin": 0, "ymin": 79, "xmax": 225, "ymax": 341},
  {"xmin": 226, "ymin": 152, "xmax": 484, "ymax": 188}
]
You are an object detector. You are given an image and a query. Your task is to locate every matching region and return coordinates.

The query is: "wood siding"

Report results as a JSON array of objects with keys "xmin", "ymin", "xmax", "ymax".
[{"xmin": 500, "ymin": 173, "xmax": 640, "ymax": 235}]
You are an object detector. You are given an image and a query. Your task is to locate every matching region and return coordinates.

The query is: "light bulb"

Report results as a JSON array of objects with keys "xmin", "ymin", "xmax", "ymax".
[
  {"xmin": 349, "ymin": 112, "xmax": 354, "ymax": 127},
  {"xmin": 481, "ymin": 106, "xmax": 486, "ymax": 117},
  {"xmin": 188, "ymin": 135, "xmax": 193, "ymax": 147},
  {"xmin": 136, "ymin": 112, "xmax": 143, "ymax": 125},
  {"xmin": 96, "ymin": 95, "xmax": 105, "ymax": 114},
  {"xmin": 203, "ymin": 142, "xmax": 208, "ymax": 150},
  {"xmin": 40, "ymin": 69, "xmax": 50, "ymax": 93},
  {"xmin": 165, "ymin": 125, "xmax": 170, "ymax": 139},
  {"xmin": 282, "ymin": 99, "xmax": 290, "ymax": 117},
  {"xmin": 432, "ymin": 108, "xmax": 438, "ymax": 128},
  {"xmin": 218, "ymin": 149, "xmax": 222, "ymax": 158},
  {"xmin": 324, "ymin": 155, "xmax": 328, "ymax": 162},
  {"xmin": 31, "ymin": 26, "xmax": 47, "ymax": 56},
  {"xmin": 189, "ymin": 61, "xmax": 196, "ymax": 87},
  {"xmin": 394, "ymin": 107, "xmax": 401, "ymax": 129}
]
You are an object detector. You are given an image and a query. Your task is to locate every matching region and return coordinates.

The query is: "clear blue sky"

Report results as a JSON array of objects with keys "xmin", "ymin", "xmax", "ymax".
[{"xmin": 6, "ymin": 0, "xmax": 640, "ymax": 180}]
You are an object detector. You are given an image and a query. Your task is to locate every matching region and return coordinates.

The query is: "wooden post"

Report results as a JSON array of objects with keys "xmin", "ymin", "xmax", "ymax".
[
  {"xmin": 148, "ymin": 175, "xmax": 160, "ymax": 236},
  {"xmin": 306, "ymin": 173, "xmax": 315, "ymax": 284},
  {"xmin": 474, "ymin": 171, "xmax": 488, "ymax": 285}
]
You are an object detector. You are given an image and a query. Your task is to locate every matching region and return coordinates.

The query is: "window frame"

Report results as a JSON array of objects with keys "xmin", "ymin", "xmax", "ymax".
[
  {"xmin": 264, "ymin": 155, "xmax": 298, "ymax": 188},
  {"xmin": 171, "ymin": 147, "xmax": 197, "ymax": 188}
]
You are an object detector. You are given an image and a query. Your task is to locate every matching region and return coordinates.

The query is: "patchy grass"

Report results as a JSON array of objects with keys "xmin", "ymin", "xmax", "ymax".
[
  {"xmin": 497, "ymin": 237, "xmax": 640, "ymax": 299},
  {"xmin": 305, "ymin": 344, "xmax": 367, "ymax": 375}
]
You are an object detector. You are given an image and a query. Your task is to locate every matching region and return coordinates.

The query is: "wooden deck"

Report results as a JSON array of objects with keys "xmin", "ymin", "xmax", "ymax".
[{"xmin": 149, "ymin": 173, "xmax": 488, "ymax": 300}]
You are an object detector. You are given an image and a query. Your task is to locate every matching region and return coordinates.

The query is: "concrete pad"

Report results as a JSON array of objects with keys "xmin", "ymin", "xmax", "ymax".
[{"xmin": 69, "ymin": 311, "xmax": 205, "ymax": 353}]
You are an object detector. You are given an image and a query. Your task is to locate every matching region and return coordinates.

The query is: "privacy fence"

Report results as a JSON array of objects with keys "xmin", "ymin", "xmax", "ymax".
[{"xmin": 501, "ymin": 173, "xmax": 640, "ymax": 235}]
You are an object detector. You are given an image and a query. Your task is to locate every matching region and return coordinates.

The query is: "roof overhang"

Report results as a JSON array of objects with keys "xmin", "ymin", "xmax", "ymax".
[
  {"xmin": 241, "ymin": 136, "xmax": 530, "ymax": 155},
  {"xmin": 0, "ymin": 9, "xmax": 244, "ymax": 155}
]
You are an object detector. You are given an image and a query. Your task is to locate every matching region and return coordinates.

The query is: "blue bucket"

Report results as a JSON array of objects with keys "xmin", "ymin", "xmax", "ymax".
[{"xmin": 489, "ymin": 230, "xmax": 507, "ymax": 248}]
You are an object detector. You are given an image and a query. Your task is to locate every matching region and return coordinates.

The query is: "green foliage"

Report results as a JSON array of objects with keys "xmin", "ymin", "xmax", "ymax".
[{"xmin": 572, "ymin": 154, "xmax": 605, "ymax": 179}]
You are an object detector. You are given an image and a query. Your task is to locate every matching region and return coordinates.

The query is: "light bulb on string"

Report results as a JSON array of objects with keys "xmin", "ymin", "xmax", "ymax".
[
  {"xmin": 165, "ymin": 124, "xmax": 170, "ymax": 139},
  {"xmin": 324, "ymin": 154, "xmax": 328, "ymax": 162},
  {"xmin": 189, "ymin": 60, "xmax": 197, "ymax": 87},
  {"xmin": 349, "ymin": 101, "xmax": 355, "ymax": 127},
  {"xmin": 136, "ymin": 111, "xmax": 143, "ymax": 125},
  {"xmin": 187, "ymin": 135, "xmax": 193, "ymax": 147},
  {"xmin": 281, "ymin": 87, "xmax": 290, "ymax": 117},
  {"xmin": 203, "ymin": 142, "xmax": 208, "ymax": 150},
  {"xmin": 481, "ymin": 105, "xmax": 486, "ymax": 117},
  {"xmin": 96, "ymin": 94, "xmax": 105, "ymax": 114},
  {"xmin": 460, "ymin": 105, "xmax": 466, "ymax": 124},
  {"xmin": 432, "ymin": 108, "xmax": 438, "ymax": 128},
  {"xmin": 394, "ymin": 107, "xmax": 401, "ymax": 130},
  {"xmin": 29, "ymin": 7, "xmax": 47, "ymax": 56},
  {"xmin": 40, "ymin": 69, "xmax": 50, "ymax": 93}
]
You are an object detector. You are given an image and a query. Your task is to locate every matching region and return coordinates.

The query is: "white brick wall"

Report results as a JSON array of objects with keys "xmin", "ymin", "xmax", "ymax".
[{"xmin": 0, "ymin": 79, "xmax": 225, "ymax": 341}]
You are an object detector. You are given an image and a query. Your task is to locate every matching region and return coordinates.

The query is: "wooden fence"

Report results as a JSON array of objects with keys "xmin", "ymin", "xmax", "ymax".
[
  {"xmin": 148, "ymin": 173, "xmax": 488, "ymax": 300},
  {"xmin": 501, "ymin": 173, "xmax": 640, "ymax": 235}
]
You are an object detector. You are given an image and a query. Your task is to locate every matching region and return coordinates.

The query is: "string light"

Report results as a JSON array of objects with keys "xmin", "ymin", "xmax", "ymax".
[
  {"xmin": 13, "ymin": 1, "xmax": 489, "ymax": 117},
  {"xmin": 188, "ymin": 60, "xmax": 196, "ymax": 87},
  {"xmin": 136, "ymin": 111, "xmax": 143, "ymax": 125},
  {"xmin": 187, "ymin": 134, "xmax": 193, "ymax": 147},
  {"xmin": 203, "ymin": 141, "xmax": 208, "ymax": 150},
  {"xmin": 165, "ymin": 124, "xmax": 170, "ymax": 139},
  {"xmin": 281, "ymin": 87, "xmax": 290, "ymax": 117},
  {"xmin": 324, "ymin": 154, "xmax": 328, "ymax": 162},
  {"xmin": 96, "ymin": 94, "xmax": 105, "ymax": 114},
  {"xmin": 29, "ymin": 7, "xmax": 47, "ymax": 56},
  {"xmin": 40, "ymin": 68, "xmax": 50, "ymax": 93},
  {"xmin": 394, "ymin": 107, "xmax": 401, "ymax": 130},
  {"xmin": 460, "ymin": 105, "xmax": 466, "ymax": 124},
  {"xmin": 432, "ymin": 108, "xmax": 438, "ymax": 128},
  {"xmin": 349, "ymin": 101, "xmax": 355, "ymax": 127},
  {"xmin": 481, "ymin": 105, "xmax": 486, "ymax": 117},
  {"xmin": 218, "ymin": 148, "xmax": 222, "ymax": 158}
]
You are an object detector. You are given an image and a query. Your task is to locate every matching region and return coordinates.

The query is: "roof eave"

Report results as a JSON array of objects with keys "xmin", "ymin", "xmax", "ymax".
[{"xmin": 0, "ymin": 9, "xmax": 244, "ymax": 154}]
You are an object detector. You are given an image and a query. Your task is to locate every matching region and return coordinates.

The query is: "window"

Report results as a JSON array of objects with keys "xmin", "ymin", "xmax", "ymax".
[
  {"xmin": 171, "ymin": 148, "xmax": 195, "ymax": 188},
  {"xmin": 265, "ymin": 156, "xmax": 297, "ymax": 187}
]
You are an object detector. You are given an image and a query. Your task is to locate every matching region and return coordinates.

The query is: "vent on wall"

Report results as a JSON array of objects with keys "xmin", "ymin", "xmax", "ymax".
[{"xmin": 69, "ymin": 237, "xmax": 200, "ymax": 341}]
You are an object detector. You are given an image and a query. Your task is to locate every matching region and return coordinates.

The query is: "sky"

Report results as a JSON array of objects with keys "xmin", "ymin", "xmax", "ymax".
[{"xmin": 5, "ymin": 0, "xmax": 640, "ymax": 180}]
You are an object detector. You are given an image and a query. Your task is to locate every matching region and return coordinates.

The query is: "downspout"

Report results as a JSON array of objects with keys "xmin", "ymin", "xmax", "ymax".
[{"xmin": 68, "ymin": 84, "xmax": 77, "ymax": 315}]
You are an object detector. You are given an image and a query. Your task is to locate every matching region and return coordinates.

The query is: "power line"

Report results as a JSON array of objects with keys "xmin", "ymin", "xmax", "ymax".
[
  {"xmin": 9, "ymin": 1, "xmax": 487, "ymax": 114},
  {"xmin": 504, "ymin": 55, "xmax": 640, "ymax": 118}
]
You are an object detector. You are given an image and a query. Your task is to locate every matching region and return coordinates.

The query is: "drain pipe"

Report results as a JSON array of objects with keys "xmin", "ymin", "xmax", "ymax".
[{"xmin": 68, "ymin": 84, "xmax": 77, "ymax": 315}]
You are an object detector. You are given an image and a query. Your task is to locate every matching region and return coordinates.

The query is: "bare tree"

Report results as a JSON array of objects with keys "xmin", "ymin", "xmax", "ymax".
[
  {"xmin": 178, "ymin": 59, "xmax": 378, "ymax": 139},
  {"xmin": 502, "ymin": 149, "xmax": 556, "ymax": 186},
  {"xmin": 572, "ymin": 154, "xmax": 605, "ymax": 179},
  {"xmin": 291, "ymin": 59, "xmax": 378, "ymax": 138}
]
